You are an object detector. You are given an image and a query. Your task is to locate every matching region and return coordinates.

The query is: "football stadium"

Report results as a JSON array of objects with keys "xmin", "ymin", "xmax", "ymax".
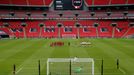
[{"xmin": 0, "ymin": 0, "xmax": 134, "ymax": 75}]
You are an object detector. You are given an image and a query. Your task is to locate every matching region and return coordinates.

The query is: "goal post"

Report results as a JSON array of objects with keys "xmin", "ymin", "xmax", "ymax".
[{"xmin": 47, "ymin": 58, "xmax": 94, "ymax": 75}]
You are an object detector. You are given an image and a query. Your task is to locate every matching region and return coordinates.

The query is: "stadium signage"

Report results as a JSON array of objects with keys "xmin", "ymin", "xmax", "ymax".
[{"xmin": 72, "ymin": 0, "xmax": 83, "ymax": 9}]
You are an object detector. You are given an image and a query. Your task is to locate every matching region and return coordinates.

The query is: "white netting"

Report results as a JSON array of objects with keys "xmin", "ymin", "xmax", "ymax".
[{"xmin": 47, "ymin": 58, "xmax": 94, "ymax": 75}]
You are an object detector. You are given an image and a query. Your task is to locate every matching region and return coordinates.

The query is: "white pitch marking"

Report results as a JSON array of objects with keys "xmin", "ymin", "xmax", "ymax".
[
  {"xmin": 16, "ymin": 67, "xmax": 23, "ymax": 74},
  {"xmin": 119, "ymin": 68, "xmax": 126, "ymax": 75}
]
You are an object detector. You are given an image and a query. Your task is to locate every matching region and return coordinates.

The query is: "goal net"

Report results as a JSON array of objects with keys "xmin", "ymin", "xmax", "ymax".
[{"xmin": 47, "ymin": 58, "xmax": 94, "ymax": 75}]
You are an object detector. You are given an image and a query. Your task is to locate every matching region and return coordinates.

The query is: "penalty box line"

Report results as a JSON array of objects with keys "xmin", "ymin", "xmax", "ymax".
[
  {"xmin": 16, "ymin": 67, "xmax": 23, "ymax": 74},
  {"xmin": 119, "ymin": 68, "xmax": 126, "ymax": 75}
]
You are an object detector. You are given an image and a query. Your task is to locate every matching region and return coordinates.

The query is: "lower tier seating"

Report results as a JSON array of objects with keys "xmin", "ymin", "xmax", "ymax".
[{"xmin": 0, "ymin": 20, "xmax": 133, "ymax": 38}]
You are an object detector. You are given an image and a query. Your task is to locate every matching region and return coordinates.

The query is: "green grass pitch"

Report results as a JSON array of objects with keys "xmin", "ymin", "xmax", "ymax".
[{"xmin": 0, "ymin": 38, "xmax": 134, "ymax": 75}]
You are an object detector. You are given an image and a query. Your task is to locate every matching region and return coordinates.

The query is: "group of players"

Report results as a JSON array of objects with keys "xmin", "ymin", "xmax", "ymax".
[
  {"xmin": 50, "ymin": 42, "xmax": 65, "ymax": 47},
  {"xmin": 50, "ymin": 41, "xmax": 91, "ymax": 47}
]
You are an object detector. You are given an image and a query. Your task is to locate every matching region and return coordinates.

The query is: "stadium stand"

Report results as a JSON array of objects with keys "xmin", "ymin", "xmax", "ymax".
[
  {"xmin": 111, "ymin": 0, "xmax": 126, "ymax": 5},
  {"xmin": 85, "ymin": 0, "xmax": 134, "ymax": 6},
  {"xmin": 45, "ymin": 0, "xmax": 53, "ymax": 6},
  {"xmin": 28, "ymin": 0, "xmax": 44, "ymax": 6},
  {"xmin": 0, "ymin": 0, "xmax": 133, "ymax": 38},
  {"xmin": 11, "ymin": 0, "xmax": 27, "ymax": 5},
  {"xmin": 84, "ymin": 0, "xmax": 92, "ymax": 6},
  {"xmin": 94, "ymin": 0, "xmax": 109, "ymax": 5},
  {"xmin": 114, "ymin": 21, "xmax": 129, "ymax": 38},
  {"xmin": 0, "ymin": 20, "xmax": 134, "ymax": 38},
  {"xmin": 128, "ymin": 0, "xmax": 134, "ymax": 4},
  {"xmin": 0, "ymin": 0, "xmax": 53, "ymax": 6},
  {"xmin": 0, "ymin": 0, "xmax": 10, "ymax": 5},
  {"xmin": 97, "ymin": 21, "xmax": 113, "ymax": 38}
]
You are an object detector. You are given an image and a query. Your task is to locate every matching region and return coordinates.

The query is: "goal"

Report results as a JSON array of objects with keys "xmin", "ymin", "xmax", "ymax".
[{"xmin": 47, "ymin": 58, "xmax": 94, "ymax": 75}]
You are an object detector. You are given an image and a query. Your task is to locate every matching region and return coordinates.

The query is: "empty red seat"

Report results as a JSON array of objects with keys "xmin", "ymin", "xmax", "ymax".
[
  {"xmin": 0, "ymin": 0, "xmax": 10, "ymax": 4},
  {"xmin": 11, "ymin": 0, "xmax": 27, "ymax": 5},
  {"xmin": 128, "ymin": 0, "xmax": 134, "ymax": 4},
  {"xmin": 44, "ymin": 0, "xmax": 53, "ymax": 6},
  {"xmin": 28, "ymin": 0, "xmax": 44, "ymax": 5},
  {"xmin": 114, "ymin": 21, "xmax": 129, "ymax": 38},
  {"xmin": 98, "ymin": 21, "xmax": 113, "ymax": 37},
  {"xmin": 94, "ymin": 0, "xmax": 109, "ymax": 5},
  {"xmin": 111, "ymin": 0, "xmax": 126, "ymax": 4},
  {"xmin": 85, "ymin": 0, "xmax": 92, "ymax": 6},
  {"xmin": 0, "ymin": 19, "xmax": 132, "ymax": 38},
  {"xmin": 125, "ymin": 28, "xmax": 134, "ymax": 36}
]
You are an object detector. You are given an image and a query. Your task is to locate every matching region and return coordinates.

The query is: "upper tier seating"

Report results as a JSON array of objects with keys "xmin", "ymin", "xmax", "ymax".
[
  {"xmin": 111, "ymin": 0, "xmax": 126, "ymax": 5},
  {"xmin": 85, "ymin": 0, "xmax": 134, "ymax": 6},
  {"xmin": 0, "ymin": 0, "xmax": 10, "ymax": 5},
  {"xmin": 0, "ymin": 10, "xmax": 134, "ymax": 19},
  {"xmin": 128, "ymin": 0, "xmax": 134, "ymax": 4},
  {"xmin": 94, "ymin": 0, "xmax": 109, "ymax": 5},
  {"xmin": 44, "ymin": 0, "xmax": 53, "ymax": 6},
  {"xmin": 0, "ymin": 0, "xmax": 53, "ymax": 6},
  {"xmin": 11, "ymin": 0, "xmax": 27, "ymax": 5},
  {"xmin": 28, "ymin": 0, "xmax": 44, "ymax": 6},
  {"xmin": 0, "ymin": 0, "xmax": 133, "ymax": 6},
  {"xmin": 85, "ymin": 0, "xmax": 92, "ymax": 6}
]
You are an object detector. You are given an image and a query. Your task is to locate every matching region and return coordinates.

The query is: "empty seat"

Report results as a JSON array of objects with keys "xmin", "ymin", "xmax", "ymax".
[
  {"xmin": 0, "ymin": 0, "xmax": 10, "ymax": 4},
  {"xmin": 28, "ymin": 0, "xmax": 44, "ymax": 5},
  {"xmin": 128, "ymin": 0, "xmax": 134, "ymax": 4},
  {"xmin": 44, "ymin": 0, "xmax": 53, "ymax": 6},
  {"xmin": 94, "ymin": 0, "xmax": 109, "ymax": 5},
  {"xmin": 85, "ymin": 0, "xmax": 92, "ymax": 6},
  {"xmin": 11, "ymin": 0, "xmax": 27, "ymax": 5},
  {"xmin": 111, "ymin": 0, "xmax": 126, "ymax": 4},
  {"xmin": 98, "ymin": 21, "xmax": 113, "ymax": 37},
  {"xmin": 114, "ymin": 21, "xmax": 129, "ymax": 38}
]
